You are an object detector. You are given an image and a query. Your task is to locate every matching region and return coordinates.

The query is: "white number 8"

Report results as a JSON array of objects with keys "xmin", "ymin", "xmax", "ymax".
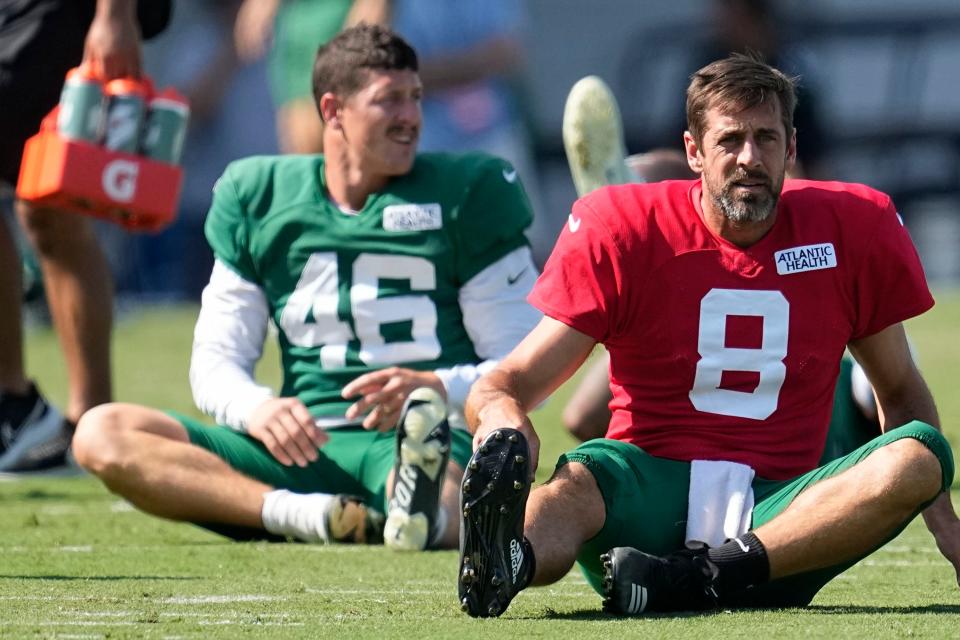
[{"xmin": 689, "ymin": 289, "xmax": 789, "ymax": 420}]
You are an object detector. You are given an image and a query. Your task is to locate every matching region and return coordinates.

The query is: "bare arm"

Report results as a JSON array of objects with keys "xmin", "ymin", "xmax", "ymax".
[
  {"xmin": 233, "ymin": 0, "xmax": 281, "ymax": 63},
  {"xmin": 417, "ymin": 36, "xmax": 523, "ymax": 92},
  {"xmin": 465, "ymin": 316, "xmax": 596, "ymax": 474},
  {"xmin": 849, "ymin": 322, "xmax": 960, "ymax": 583}
]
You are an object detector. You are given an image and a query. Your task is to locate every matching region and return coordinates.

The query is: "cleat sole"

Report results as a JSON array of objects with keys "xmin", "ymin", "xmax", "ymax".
[{"xmin": 457, "ymin": 429, "xmax": 530, "ymax": 618}]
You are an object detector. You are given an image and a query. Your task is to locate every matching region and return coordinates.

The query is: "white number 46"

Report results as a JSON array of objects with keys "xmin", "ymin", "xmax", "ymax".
[{"xmin": 279, "ymin": 252, "xmax": 441, "ymax": 369}]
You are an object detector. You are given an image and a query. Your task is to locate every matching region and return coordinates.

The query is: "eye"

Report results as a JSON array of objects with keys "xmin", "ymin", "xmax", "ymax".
[
  {"xmin": 717, "ymin": 134, "xmax": 739, "ymax": 149},
  {"xmin": 757, "ymin": 132, "xmax": 778, "ymax": 144}
]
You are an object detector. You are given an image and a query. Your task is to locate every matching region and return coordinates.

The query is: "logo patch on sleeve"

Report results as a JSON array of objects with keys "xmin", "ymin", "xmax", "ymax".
[
  {"xmin": 774, "ymin": 243, "xmax": 837, "ymax": 275},
  {"xmin": 383, "ymin": 203, "xmax": 443, "ymax": 231}
]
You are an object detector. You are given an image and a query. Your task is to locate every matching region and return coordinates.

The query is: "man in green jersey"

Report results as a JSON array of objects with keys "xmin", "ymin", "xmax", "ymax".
[{"xmin": 71, "ymin": 24, "xmax": 541, "ymax": 551}]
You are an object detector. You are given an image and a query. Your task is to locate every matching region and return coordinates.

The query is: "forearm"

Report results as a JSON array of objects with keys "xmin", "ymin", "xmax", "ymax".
[
  {"xmin": 189, "ymin": 347, "xmax": 274, "ymax": 431},
  {"xmin": 418, "ymin": 37, "xmax": 522, "ymax": 92},
  {"xmin": 924, "ymin": 492, "xmax": 959, "ymax": 530},
  {"xmin": 190, "ymin": 260, "xmax": 274, "ymax": 430},
  {"xmin": 464, "ymin": 368, "xmax": 528, "ymax": 435},
  {"xmin": 876, "ymin": 371, "xmax": 939, "ymax": 433}
]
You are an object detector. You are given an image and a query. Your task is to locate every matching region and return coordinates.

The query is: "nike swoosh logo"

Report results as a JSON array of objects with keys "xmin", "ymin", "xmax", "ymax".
[
  {"xmin": 507, "ymin": 268, "xmax": 528, "ymax": 285},
  {"xmin": 567, "ymin": 214, "xmax": 582, "ymax": 233},
  {"xmin": 733, "ymin": 537, "xmax": 750, "ymax": 553},
  {"xmin": 502, "ymin": 168, "xmax": 518, "ymax": 183}
]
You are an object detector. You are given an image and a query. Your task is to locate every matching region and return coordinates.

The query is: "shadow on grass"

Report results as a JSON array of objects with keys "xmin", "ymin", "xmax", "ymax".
[
  {"xmin": 533, "ymin": 604, "xmax": 960, "ymax": 619},
  {"xmin": 806, "ymin": 604, "xmax": 960, "ymax": 615},
  {"xmin": 537, "ymin": 607, "xmax": 720, "ymax": 621},
  {"xmin": 0, "ymin": 575, "xmax": 201, "ymax": 581},
  {"xmin": 0, "ymin": 490, "xmax": 80, "ymax": 501}
]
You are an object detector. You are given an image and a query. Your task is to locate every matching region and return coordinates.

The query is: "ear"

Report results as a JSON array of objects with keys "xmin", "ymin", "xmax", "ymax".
[
  {"xmin": 785, "ymin": 127, "xmax": 798, "ymax": 173},
  {"xmin": 319, "ymin": 93, "xmax": 343, "ymax": 129},
  {"xmin": 683, "ymin": 131, "xmax": 703, "ymax": 174}
]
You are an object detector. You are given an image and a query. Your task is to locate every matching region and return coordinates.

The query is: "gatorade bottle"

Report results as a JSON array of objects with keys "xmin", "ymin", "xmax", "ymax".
[
  {"xmin": 103, "ymin": 78, "xmax": 148, "ymax": 153},
  {"xmin": 56, "ymin": 66, "xmax": 105, "ymax": 142},
  {"xmin": 141, "ymin": 88, "xmax": 190, "ymax": 165}
]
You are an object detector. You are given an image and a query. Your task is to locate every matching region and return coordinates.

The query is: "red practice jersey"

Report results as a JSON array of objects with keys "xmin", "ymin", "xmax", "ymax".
[{"xmin": 530, "ymin": 179, "xmax": 933, "ymax": 479}]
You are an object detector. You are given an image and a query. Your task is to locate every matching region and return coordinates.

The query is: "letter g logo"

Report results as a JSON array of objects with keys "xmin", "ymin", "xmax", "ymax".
[{"xmin": 102, "ymin": 159, "xmax": 139, "ymax": 203}]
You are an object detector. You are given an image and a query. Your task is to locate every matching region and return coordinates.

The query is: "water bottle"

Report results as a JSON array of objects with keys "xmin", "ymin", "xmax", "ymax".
[
  {"xmin": 141, "ymin": 88, "xmax": 190, "ymax": 164},
  {"xmin": 56, "ymin": 66, "xmax": 105, "ymax": 142},
  {"xmin": 103, "ymin": 78, "xmax": 148, "ymax": 153}
]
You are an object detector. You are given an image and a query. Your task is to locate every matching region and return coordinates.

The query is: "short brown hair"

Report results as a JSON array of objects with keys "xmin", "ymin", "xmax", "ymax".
[
  {"xmin": 686, "ymin": 53, "xmax": 796, "ymax": 144},
  {"xmin": 312, "ymin": 24, "xmax": 418, "ymax": 113}
]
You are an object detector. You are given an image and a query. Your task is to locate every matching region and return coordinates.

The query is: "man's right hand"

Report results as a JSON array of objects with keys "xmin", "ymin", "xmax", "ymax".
[
  {"xmin": 473, "ymin": 400, "xmax": 541, "ymax": 480},
  {"xmin": 247, "ymin": 398, "xmax": 328, "ymax": 467},
  {"xmin": 84, "ymin": 0, "xmax": 142, "ymax": 80}
]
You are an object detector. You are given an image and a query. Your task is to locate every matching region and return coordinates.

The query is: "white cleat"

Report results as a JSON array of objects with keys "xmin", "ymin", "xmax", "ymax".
[
  {"xmin": 562, "ymin": 75, "xmax": 633, "ymax": 197},
  {"xmin": 385, "ymin": 388, "xmax": 451, "ymax": 551}
]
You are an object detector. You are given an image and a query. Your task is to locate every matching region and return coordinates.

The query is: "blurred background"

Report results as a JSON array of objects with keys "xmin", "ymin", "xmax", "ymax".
[{"xmin": 75, "ymin": 0, "xmax": 960, "ymax": 304}]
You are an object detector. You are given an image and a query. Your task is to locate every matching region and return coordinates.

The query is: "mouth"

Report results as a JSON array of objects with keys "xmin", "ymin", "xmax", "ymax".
[
  {"xmin": 387, "ymin": 127, "xmax": 418, "ymax": 146},
  {"xmin": 732, "ymin": 182, "xmax": 766, "ymax": 192},
  {"xmin": 728, "ymin": 174, "xmax": 770, "ymax": 194}
]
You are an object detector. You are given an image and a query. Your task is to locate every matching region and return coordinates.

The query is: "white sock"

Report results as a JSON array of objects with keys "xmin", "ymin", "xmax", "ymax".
[{"xmin": 261, "ymin": 489, "xmax": 335, "ymax": 543}]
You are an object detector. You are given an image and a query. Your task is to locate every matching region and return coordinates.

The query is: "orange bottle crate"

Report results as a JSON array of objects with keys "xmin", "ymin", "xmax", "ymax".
[{"xmin": 16, "ymin": 108, "xmax": 182, "ymax": 232}]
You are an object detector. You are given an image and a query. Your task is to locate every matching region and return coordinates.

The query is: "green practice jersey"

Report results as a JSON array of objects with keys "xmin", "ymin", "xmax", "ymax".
[{"xmin": 205, "ymin": 152, "xmax": 533, "ymax": 417}]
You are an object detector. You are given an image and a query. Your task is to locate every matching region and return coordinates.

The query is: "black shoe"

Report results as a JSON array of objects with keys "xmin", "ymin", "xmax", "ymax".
[
  {"xmin": 601, "ymin": 546, "xmax": 720, "ymax": 615},
  {"xmin": 384, "ymin": 388, "xmax": 451, "ymax": 550},
  {"xmin": 458, "ymin": 428, "xmax": 532, "ymax": 618},
  {"xmin": 0, "ymin": 383, "xmax": 75, "ymax": 475}
]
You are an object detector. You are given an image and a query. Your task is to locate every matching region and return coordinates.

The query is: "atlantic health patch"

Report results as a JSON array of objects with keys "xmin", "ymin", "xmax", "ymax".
[{"xmin": 774, "ymin": 243, "xmax": 837, "ymax": 275}]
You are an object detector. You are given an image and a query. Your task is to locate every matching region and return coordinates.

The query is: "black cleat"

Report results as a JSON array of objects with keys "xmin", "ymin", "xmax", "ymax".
[
  {"xmin": 601, "ymin": 546, "xmax": 720, "ymax": 615},
  {"xmin": 458, "ymin": 428, "xmax": 531, "ymax": 618},
  {"xmin": 384, "ymin": 388, "xmax": 451, "ymax": 550},
  {"xmin": 0, "ymin": 383, "xmax": 77, "ymax": 477}
]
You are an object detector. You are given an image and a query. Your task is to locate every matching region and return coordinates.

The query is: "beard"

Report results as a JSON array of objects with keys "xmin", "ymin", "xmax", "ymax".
[{"xmin": 708, "ymin": 168, "xmax": 783, "ymax": 224}]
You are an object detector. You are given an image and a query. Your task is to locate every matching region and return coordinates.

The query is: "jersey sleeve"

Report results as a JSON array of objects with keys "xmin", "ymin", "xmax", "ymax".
[
  {"xmin": 453, "ymin": 156, "xmax": 533, "ymax": 283},
  {"xmin": 851, "ymin": 199, "xmax": 934, "ymax": 340},
  {"xmin": 204, "ymin": 163, "xmax": 259, "ymax": 284},
  {"xmin": 528, "ymin": 196, "xmax": 621, "ymax": 342}
]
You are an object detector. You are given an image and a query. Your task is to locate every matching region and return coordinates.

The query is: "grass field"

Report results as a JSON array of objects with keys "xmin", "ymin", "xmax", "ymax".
[{"xmin": 3, "ymin": 291, "xmax": 959, "ymax": 638}]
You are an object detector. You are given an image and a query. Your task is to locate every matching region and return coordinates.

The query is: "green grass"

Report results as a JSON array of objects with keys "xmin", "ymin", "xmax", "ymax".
[{"xmin": 3, "ymin": 291, "xmax": 959, "ymax": 638}]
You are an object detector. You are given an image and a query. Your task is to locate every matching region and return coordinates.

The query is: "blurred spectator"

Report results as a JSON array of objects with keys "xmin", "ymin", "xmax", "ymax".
[
  {"xmin": 130, "ymin": 0, "xmax": 278, "ymax": 300},
  {"xmin": 0, "ymin": 0, "xmax": 171, "ymax": 474},
  {"xmin": 382, "ymin": 1, "xmax": 546, "ymax": 261},
  {"xmin": 389, "ymin": 2, "xmax": 534, "ymax": 176},
  {"xmin": 233, "ymin": 0, "xmax": 355, "ymax": 154},
  {"xmin": 662, "ymin": 0, "xmax": 827, "ymax": 177}
]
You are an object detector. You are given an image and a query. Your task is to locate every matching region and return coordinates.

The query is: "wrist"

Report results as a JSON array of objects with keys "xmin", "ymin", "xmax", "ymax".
[
  {"xmin": 95, "ymin": 0, "xmax": 136, "ymax": 19},
  {"xmin": 418, "ymin": 371, "xmax": 447, "ymax": 400}
]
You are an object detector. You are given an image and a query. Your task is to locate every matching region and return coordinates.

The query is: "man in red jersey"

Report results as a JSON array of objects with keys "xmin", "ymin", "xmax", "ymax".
[{"xmin": 456, "ymin": 53, "xmax": 960, "ymax": 618}]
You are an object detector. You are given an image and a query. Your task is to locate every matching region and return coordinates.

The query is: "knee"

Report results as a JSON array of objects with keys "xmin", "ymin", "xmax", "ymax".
[
  {"xmin": 72, "ymin": 403, "xmax": 138, "ymax": 475},
  {"xmin": 537, "ymin": 462, "xmax": 606, "ymax": 524},
  {"xmin": 17, "ymin": 204, "xmax": 91, "ymax": 257},
  {"xmin": 873, "ymin": 433, "xmax": 948, "ymax": 504}
]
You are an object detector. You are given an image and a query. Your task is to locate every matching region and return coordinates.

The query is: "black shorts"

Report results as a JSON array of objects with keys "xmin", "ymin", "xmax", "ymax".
[
  {"xmin": 0, "ymin": 0, "xmax": 171, "ymax": 186},
  {"xmin": 0, "ymin": 1, "xmax": 87, "ymax": 185}
]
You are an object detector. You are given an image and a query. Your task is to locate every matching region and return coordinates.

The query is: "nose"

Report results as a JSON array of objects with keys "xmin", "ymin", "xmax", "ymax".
[
  {"xmin": 736, "ymin": 136, "xmax": 762, "ymax": 169},
  {"xmin": 397, "ymin": 96, "xmax": 421, "ymax": 127}
]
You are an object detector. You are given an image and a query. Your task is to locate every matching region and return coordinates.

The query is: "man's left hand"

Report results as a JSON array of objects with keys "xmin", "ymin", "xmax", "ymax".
[
  {"xmin": 342, "ymin": 367, "xmax": 446, "ymax": 431},
  {"xmin": 932, "ymin": 519, "xmax": 960, "ymax": 586}
]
